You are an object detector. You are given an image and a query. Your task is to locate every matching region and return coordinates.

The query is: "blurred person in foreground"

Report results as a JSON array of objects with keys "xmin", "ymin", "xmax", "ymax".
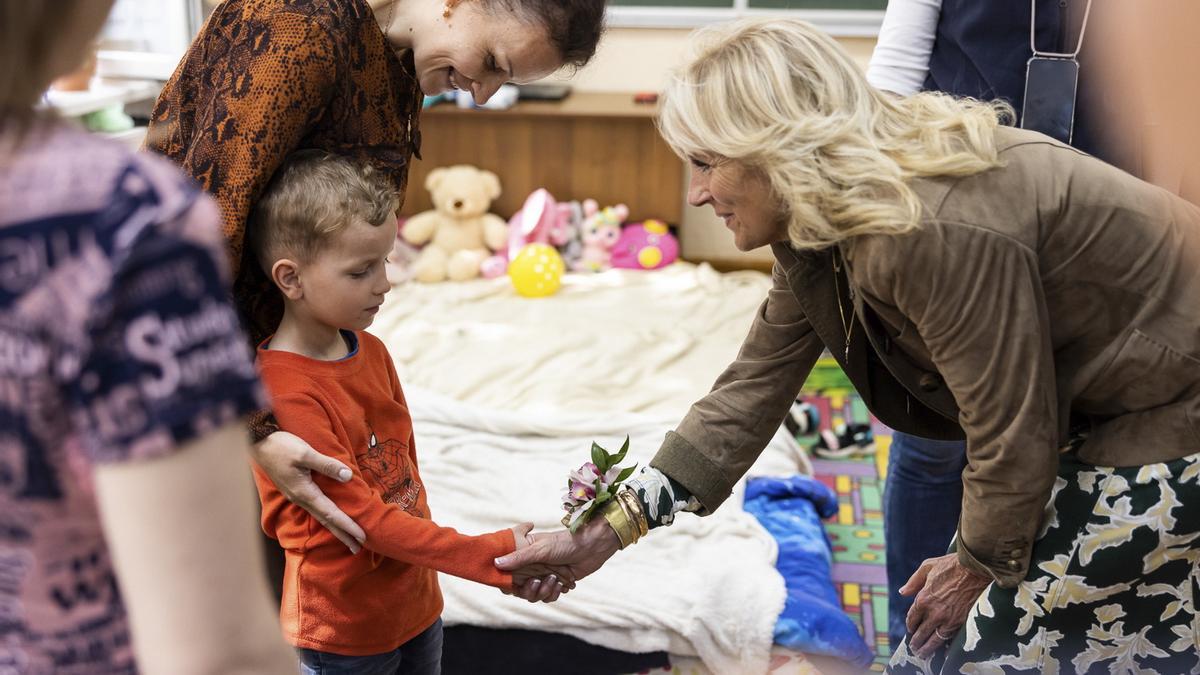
[
  {"xmin": 0, "ymin": 2, "xmax": 295, "ymax": 673},
  {"xmin": 1087, "ymin": 0, "xmax": 1200, "ymax": 204}
]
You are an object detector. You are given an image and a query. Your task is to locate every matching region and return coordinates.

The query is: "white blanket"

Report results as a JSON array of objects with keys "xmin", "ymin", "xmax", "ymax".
[{"xmin": 373, "ymin": 263, "xmax": 810, "ymax": 674}]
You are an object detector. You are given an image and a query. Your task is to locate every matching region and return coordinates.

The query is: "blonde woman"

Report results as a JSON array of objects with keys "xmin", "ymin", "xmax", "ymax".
[{"xmin": 497, "ymin": 18, "xmax": 1200, "ymax": 672}]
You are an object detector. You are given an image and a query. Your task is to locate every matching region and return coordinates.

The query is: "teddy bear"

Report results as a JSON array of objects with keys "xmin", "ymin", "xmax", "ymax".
[{"xmin": 401, "ymin": 165, "xmax": 508, "ymax": 283}]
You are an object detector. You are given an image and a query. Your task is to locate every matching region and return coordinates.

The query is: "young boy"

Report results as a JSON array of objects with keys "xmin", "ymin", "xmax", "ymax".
[{"xmin": 247, "ymin": 151, "xmax": 556, "ymax": 674}]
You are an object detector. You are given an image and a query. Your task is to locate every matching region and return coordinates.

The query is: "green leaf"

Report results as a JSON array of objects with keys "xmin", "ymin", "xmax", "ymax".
[
  {"xmin": 594, "ymin": 491, "xmax": 612, "ymax": 505},
  {"xmin": 591, "ymin": 442, "xmax": 608, "ymax": 472},
  {"xmin": 611, "ymin": 436, "xmax": 631, "ymax": 465},
  {"xmin": 615, "ymin": 464, "xmax": 637, "ymax": 484}
]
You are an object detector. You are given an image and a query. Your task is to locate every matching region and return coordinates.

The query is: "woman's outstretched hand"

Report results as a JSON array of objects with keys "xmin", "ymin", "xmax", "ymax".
[
  {"xmin": 495, "ymin": 517, "xmax": 623, "ymax": 596},
  {"xmin": 504, "ymin": 522, "xmax": 570, "ymax": 603},
  {"xmin": 251, "ymin": 430, "xmax": 366, "ymax": 554}
]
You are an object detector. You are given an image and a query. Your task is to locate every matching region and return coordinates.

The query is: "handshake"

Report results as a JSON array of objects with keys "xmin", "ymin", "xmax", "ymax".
[
  {"xmin": 496, "ymin": 438, "xmax": 640, "ymax": 603},
  {"xmin": 497, "ymin": 520, "xmax": 621, "ymax": 603}
]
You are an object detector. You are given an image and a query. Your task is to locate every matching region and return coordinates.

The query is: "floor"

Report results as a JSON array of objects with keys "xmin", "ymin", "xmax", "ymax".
[
  {"xmin": 812, "ymin": 442, "xmax": 892, "ymax": 671},
  {"xmin": 805, "ymin": 357, "xmax": 894, "ymax": 672}
]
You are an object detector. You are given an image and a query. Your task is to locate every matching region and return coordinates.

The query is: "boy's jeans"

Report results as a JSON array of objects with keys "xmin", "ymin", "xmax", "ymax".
[
  {"xmin": 298, "ymin": 618, "xmax": 443, "ymax": 675},
  {"xmin": 883, "ymin": 432, "xmax": 967, "ymax": 651}
]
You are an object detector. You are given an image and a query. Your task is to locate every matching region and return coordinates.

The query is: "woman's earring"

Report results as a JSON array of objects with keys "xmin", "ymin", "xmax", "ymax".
[{"xmin": 442, "ymin": 0, "xmax": 460, "ymax": 18}]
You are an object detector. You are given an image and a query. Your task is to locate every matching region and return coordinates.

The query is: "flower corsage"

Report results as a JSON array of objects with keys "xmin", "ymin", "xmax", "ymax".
[{"xmin": 561, "ymin": 437, "xmax": 637, "ymax": 533}]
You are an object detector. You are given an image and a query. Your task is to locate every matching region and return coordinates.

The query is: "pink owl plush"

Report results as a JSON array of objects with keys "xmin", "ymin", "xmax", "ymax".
[{"xmin": 611, "ymin": 219, "xmax": 679, "ymax": 270}]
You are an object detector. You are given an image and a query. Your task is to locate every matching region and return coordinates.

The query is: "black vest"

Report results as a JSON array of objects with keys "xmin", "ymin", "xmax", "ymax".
[
  {"xmin": 923, "ymin": 1, "xmax": 1109, "ymax": 158},
  {"xmin": 923, "ymin": 0, "xmax": 1065, "ymax": 120}
]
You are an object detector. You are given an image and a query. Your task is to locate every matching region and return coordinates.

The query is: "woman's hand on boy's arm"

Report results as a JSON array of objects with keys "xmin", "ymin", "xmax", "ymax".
[{"xmin": 251, "ymin": 430, "xmax": 366, "ymax": 554}]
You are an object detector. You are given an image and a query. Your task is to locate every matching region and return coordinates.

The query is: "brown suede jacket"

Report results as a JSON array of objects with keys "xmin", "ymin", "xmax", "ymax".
[{"xmin": 652, "ymin": 126, "xmax": 1200, "ymax": 587}]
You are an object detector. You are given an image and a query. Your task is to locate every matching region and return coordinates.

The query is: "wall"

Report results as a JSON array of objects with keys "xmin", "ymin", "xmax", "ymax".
[
  {"xmin": 547, "ymin": 28, "xmax": 877, "ymax": 266},
  {"xmin": 565, "ymin": 28, "xmax": 876, "ymax": 92}
]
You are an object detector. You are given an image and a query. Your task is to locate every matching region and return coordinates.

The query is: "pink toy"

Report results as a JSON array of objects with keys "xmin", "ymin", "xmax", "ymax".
[
  {"xmin": 385, "ymin": 220, "xmax": 423, "ymax": 285},
  {"xmin": 573, "ymin": 200, "xmax": 628, "ymax": 272},
  {"xmin": 510, "ymin": 188, "xmax": 572, "ymax": 250},
  {"xmin": 611, "ymin": 219, "xmax": 679, "ymax": 270},
  {"xmin": 484, "ymin": 188, "xmax": 574, "ymax": 276},
  {"xmin": 479, "ymin": 255, "xmax": 509, "ymax": 279}
]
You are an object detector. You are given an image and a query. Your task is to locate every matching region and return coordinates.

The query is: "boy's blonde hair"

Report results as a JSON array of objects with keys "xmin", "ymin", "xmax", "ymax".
[
  {"xmin": 249, "ymin": 150, "xmax": 398, "ymax": 268},
  {"xmin": 658, "ymin": 18, "xmax": 1012, "ymax": 251}
]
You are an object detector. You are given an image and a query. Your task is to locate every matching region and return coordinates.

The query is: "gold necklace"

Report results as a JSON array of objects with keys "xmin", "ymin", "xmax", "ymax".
[
  {"xmin": 377, "ymin": 0, "xmax": 396, "ymax": 41},
  {"xmin": 831, "ymin": 247, "xmax": 855, "ymax": 360}
]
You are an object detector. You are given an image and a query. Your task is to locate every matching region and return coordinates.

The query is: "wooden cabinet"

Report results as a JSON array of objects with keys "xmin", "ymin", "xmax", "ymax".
[{"xmin": 402, "ymin": 92, "xmax": 685, "ymax": 224}]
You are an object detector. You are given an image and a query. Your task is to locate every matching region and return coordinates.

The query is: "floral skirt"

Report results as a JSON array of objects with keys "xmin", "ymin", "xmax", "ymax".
[{"xmin": 889, "ymin": 451, "xmax": 1200, "ymax": 674}]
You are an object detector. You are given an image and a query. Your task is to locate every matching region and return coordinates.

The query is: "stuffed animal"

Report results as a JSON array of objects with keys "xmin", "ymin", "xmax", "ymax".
[
  {"xmin": 611, "ymin": 219, "xmax": 680, "ymax": 270},
  {"xmin": 402, "ymin": 165, "xmax": 508, "ymax": 283},
  {"xmin": 482, "ymin": 189, "xmax": 575, "ymax": 277},
  {"xmin": 509, "ymin": 188, "xmax": 574, "ymax": 250},
  {"xmin": 556, "ymin": 200, "xmax": 586, "ymax": 269},
  {"xmin": 572, "ymin": 200, "xmax": 628, "ymax": 272}
]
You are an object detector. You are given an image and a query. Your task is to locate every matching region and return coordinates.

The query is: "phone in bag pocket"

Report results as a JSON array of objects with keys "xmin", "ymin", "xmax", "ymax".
[{"xmin": 1021, "ymin": 56, "xmax": 1079, "ymax": 144}]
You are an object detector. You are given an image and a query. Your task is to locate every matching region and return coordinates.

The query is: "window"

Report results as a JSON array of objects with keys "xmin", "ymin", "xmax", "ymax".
[{"xmin": 608, "ymin": 0, "xmax": 886, "ymax": 34}]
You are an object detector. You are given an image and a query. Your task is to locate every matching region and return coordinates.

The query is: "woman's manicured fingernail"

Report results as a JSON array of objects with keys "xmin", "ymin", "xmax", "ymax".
[{"xmin": 337, "ymin": 468, "xmax": 352, "ymax": 481}]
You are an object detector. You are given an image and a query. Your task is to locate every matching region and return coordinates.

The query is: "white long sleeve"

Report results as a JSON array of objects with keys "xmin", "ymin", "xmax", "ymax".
[{"xmin": 866, "ymin": 0, "xmax": 943, "ymax": 96}]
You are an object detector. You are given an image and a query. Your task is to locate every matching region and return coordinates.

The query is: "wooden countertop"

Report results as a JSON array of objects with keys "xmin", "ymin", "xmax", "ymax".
[{"xmin": 422, "ymin": 91, "xmax": 660, "ymax": 119}]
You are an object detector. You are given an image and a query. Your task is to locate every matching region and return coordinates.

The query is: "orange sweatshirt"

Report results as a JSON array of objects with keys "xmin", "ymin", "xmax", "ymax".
[{"xmin": 252, "ymin": 330, "xmax": 515, "ymax": 655}]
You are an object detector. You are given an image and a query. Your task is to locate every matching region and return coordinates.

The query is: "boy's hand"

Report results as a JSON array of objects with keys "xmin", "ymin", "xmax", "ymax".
[
  {"xmin": 251, "ymin": 431, "xmax": 365, "ymax": 554},
  {"xmin": 504, "ymin": 523, "xmax": 570, "ymax": 603},
  {"xmin": 511, "ymin": 522, "xmax": 536, "ymax": 548}
]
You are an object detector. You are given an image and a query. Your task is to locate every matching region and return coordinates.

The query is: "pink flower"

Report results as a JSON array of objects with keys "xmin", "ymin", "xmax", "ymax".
[
  {"xmin": 564, "ymin": 480, "xmax": 595, "ymax": 505},
  {"xmin": 603, "ymin": 465, "xmax": 621, "ymax": 485},
  {"xmin": 562, "ymin": 462, "xmax": 603, "ymax": 510},
  {"xmin": 560, "ymin": 437, "xmax": 635, "ymax": 531},
  {"xmin": 570, "ymin": 462, "xmax": 601, "ymax": 486}
]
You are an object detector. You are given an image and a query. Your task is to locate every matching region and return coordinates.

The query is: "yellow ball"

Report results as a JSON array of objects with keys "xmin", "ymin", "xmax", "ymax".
[{"xmin": 508, "ymin": 243, "xmax": 565, "ymax": 298}]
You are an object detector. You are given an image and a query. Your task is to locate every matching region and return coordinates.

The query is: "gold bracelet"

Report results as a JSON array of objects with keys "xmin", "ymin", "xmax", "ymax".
[
  {"xmin": 613, "ymin": 490, "xmax": 641, "ymax": 545},
  {"xmin": 616, "ymin": 494, "xmax": 641, "ymax": 545},
  {"xmin": 633, "ymin": 493, "xmax": 650, "ymax": 538},
  {"xmin": 625, "ymin": 488, "xmax": 649, "ymax": 537},
  {"xmin": 599, "ymin": 499, "xmax": 636, "ymax": 549},
  {"xmin": 617, "ymin": 488, "xmax": 649, "ymax": 538}
]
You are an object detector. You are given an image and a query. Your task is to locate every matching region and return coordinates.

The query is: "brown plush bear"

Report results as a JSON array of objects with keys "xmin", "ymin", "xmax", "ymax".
[{"xmin": 401, "ymin": 165, "xmax": 508, "ymax": 283}]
